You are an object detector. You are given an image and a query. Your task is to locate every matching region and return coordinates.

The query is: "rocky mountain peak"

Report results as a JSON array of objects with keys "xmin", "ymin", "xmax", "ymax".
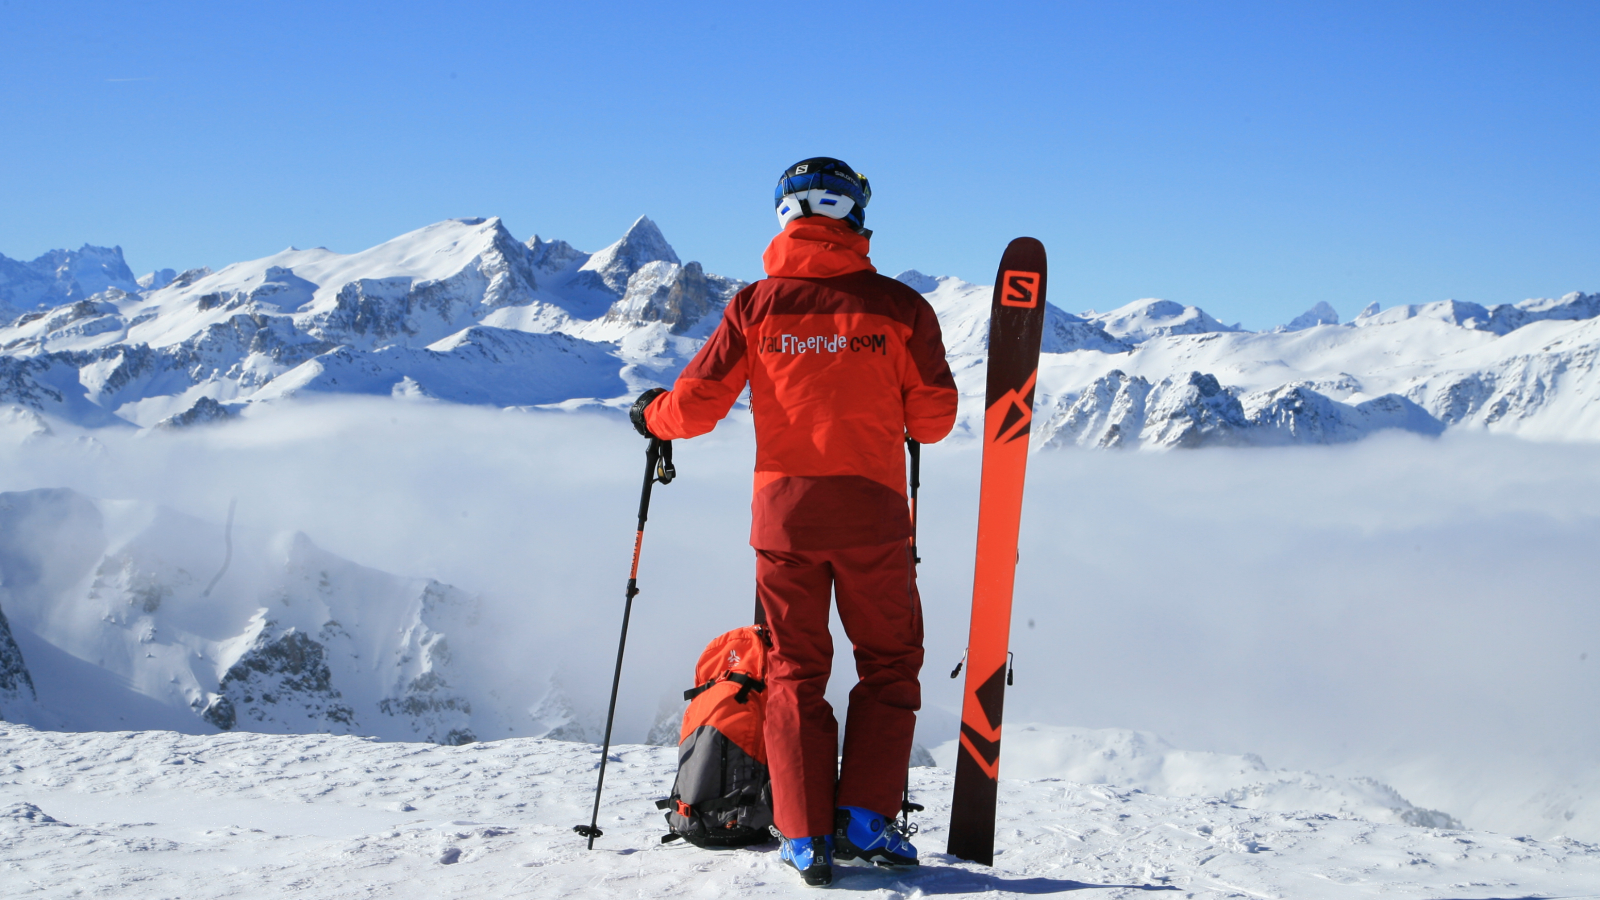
[
  {"xmin": 1279, "ymin": 301, "xmax": 1340, "ymax": 332},
  {"xmin": 0, "ymin": 244, "xmax": 141, "ymax": 319},
  {"xmin": 576, "ymin": 216, "xmax": 681, "ymax": 297},
  {"xmin": 894, "ymin": 270, "xmax": 943, "ymax": 293}
]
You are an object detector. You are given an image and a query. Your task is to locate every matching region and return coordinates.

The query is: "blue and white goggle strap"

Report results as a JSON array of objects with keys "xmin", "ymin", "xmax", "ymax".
[
  {"xmin": 776, "ymin": 188, "xmax": 858, "ymax": 230},
  {"xmin": 774, "ymin": 172, "xmax": 871, "ymax": 231}
]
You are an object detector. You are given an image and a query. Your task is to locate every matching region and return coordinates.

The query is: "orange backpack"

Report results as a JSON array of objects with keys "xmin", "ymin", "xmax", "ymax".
[{"xmin": 656, "ymin": 625, "xmax": 774, "ymax": 847}]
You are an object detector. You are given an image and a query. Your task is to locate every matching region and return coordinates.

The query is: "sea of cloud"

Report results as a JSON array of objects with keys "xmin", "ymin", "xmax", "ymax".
[{"xmin": 3, "ymin": 397, "xmax": 1597, "ymax": 839}]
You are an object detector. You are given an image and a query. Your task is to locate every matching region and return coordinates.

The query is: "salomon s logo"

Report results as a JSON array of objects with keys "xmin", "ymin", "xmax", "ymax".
[{"xmin": 1001, "ymin": 271, "xmax": 1039, "ymax": 308}]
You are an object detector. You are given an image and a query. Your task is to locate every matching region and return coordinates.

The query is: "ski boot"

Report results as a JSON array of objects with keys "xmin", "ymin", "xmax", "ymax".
[
  {"xmin": 833, "ymin": 806, "xmax": 919, "ymax": 867},
  {"xmin": 779, "ymin": 834, "xmax": 834, "ymax": 886}
]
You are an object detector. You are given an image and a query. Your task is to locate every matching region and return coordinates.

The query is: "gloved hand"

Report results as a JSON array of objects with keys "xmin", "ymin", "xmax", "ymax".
[{"xmin": 630, "ymin": 388, "xmax": 667, "ymax": 439}]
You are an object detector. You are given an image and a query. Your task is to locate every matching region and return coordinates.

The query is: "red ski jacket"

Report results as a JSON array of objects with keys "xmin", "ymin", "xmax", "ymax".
[{"xmin": 645, "ymin": 217, "xmax": 958, "ymax": 551}]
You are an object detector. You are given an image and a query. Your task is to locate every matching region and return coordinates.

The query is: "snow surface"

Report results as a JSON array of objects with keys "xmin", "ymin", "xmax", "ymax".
[{"xmin": 4, "ymin": 723, "xmax": 1598, "ymax": 899}]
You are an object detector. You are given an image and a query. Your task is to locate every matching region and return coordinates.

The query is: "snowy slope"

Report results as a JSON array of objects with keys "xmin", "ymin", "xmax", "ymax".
[{"xmin": 3, "ymin": 724, "xmax": 1597, "ymax": 899}]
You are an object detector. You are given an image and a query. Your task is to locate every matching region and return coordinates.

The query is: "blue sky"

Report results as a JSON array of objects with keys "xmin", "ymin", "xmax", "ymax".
[{"xmin": 1, "ymin": 0, "xmax": 1595, "ymax": 328}]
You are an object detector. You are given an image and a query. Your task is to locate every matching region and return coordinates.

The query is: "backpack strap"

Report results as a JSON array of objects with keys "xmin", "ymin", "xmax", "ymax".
[
  {"xmin": 684, "ymin": 672, "xmax": 768, "ymax": 703},
  {"xmin": 727, "ymin": 672, "xmax": 766, "ymax": 704}
]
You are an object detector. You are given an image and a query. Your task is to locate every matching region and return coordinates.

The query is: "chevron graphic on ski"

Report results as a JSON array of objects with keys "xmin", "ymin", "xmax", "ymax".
[{"xmin": 946, "ymin": 238, "xmax": 1048, "ymax": 866}]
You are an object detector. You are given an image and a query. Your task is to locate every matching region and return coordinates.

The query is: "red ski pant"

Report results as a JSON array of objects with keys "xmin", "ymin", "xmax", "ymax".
[{"xmin": 756, "ymin": 540, "xmax": 924, "ymax": 838}]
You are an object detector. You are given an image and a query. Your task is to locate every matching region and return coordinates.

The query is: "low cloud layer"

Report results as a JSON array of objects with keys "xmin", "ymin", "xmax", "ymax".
[{"xmin": 3, "ymin": 399, "xmax": 1597, "ymax": 838}]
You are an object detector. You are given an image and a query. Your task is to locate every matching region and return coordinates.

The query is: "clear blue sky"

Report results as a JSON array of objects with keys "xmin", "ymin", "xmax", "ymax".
[{"xmin": 2, "ymin": 0, "xmax": 1595, "ymax": 328}]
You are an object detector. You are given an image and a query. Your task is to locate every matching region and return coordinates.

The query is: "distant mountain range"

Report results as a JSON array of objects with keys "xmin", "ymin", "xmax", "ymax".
[{"xmin": 3, "ymin": 217, "xmax": 1597, "ymax": 448}]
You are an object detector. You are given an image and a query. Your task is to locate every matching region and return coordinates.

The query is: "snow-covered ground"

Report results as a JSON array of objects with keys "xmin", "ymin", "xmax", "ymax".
[{"xmin": 5, "ymin": 723, "xmax": 1599, "ymax": 899}]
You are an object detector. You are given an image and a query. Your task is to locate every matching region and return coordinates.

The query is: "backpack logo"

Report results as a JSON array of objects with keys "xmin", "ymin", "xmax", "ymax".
[
  {"xmin": 727, "ymin": 649, "xmax": 741, "ymax": 667},
  {"xmin": 1001, "ymin": 271, "xmax": 1040, "ymax": 308}
]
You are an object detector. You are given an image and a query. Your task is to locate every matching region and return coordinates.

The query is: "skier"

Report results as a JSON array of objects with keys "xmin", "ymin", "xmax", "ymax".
[{"xmin": 631, "ymin": 157, "xmax": 958, "ymax": 886}]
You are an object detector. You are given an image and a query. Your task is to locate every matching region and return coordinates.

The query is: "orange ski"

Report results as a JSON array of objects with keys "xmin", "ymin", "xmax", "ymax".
[{"xmin": 946, "ymin": 238, "xmax": 1047, "ymax": 866}]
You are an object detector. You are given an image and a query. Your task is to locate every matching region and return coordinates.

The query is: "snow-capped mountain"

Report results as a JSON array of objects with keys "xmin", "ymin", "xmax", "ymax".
[
  {"xmin": 3, "ymin": 221, "xmax": 1598, "ymax": 448},
  {"xmin": 1084, "ymin": 297, "xmax": 1242, "ymax": 343},
  {"xmin": 0, "ymin": 216, "xmax": 741, "ymax": 428},
  {"xmin": 0, "ymin": 244, "xmax": 142, "ymax": 321},
  {"xmin": 900, "ymin": 272, "xmax": 1600, "ymax": 448}
]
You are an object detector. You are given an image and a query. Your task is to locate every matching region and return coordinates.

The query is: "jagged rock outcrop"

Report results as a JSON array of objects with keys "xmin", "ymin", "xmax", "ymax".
[
  {"xmin": 1141, "ymin": 372, "xmax": 1251, "ymax": 448},
  {"xmin": 1046, "ymin": 369, "xmax": 1153, "ymax": 449},
  {"xmin": 203, "ymin": 622, "xmax": 355, "ymax": 733},
  {"xmin": 157, "ymin": 396, "xmax": 237, "ymax": 429},
  {"xmin": 602, "ymin": 261, "xmax": 733, "ymax": 334},
  {"xmin": 0, "ymin": 601, "xmax": 37, "ymax": 719}
]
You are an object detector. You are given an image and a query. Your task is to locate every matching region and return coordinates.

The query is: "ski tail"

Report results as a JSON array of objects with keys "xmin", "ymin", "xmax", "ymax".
[{"xmin": 946, "ymin": 237, "xmax": 1047, "ymax": 866}]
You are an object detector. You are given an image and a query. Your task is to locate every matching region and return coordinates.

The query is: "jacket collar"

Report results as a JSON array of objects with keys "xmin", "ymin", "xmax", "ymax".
[{"xmin": 761, "ymin": 217, "xmax": 875, "ymax": 279}]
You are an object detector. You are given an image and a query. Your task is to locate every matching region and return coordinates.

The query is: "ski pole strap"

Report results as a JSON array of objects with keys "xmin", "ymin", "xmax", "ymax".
[{"xmin": 656, "ymin": 439, "xmax": 676, "ymax": 484}]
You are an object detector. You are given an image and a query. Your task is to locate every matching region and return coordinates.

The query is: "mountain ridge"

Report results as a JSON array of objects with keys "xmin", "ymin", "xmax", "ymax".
[{"xmin": 4, "ymin": 221, "xmax": 1597, "ymax": 448}]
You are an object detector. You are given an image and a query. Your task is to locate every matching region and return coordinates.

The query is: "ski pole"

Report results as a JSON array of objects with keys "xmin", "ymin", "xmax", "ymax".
[
  {"xmin": 907, "ymin": 437, "xmax": 921, "ymax": 564},
  {"xmin": 899, "ymin": 437, "xmax": 926, "ymax": 836},
  {"xmin": 574, "ymin": 437, "xmax": 676, "ymax": 849}
]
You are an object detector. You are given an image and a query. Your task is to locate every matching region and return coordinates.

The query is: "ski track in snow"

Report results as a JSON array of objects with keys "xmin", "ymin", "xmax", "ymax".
[{"xmin": 3, "ymin": 724, "xmax": 1596, "ymax": 899}]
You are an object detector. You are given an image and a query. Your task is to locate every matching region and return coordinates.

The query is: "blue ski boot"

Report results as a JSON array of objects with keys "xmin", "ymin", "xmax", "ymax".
[
  {"xmin": 833, "ymin": 806, "xmax": 918, "ymax": 867},
  {"xmin": 779, "ymin": 834, "xmax": 834, "ymax": 886}
]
